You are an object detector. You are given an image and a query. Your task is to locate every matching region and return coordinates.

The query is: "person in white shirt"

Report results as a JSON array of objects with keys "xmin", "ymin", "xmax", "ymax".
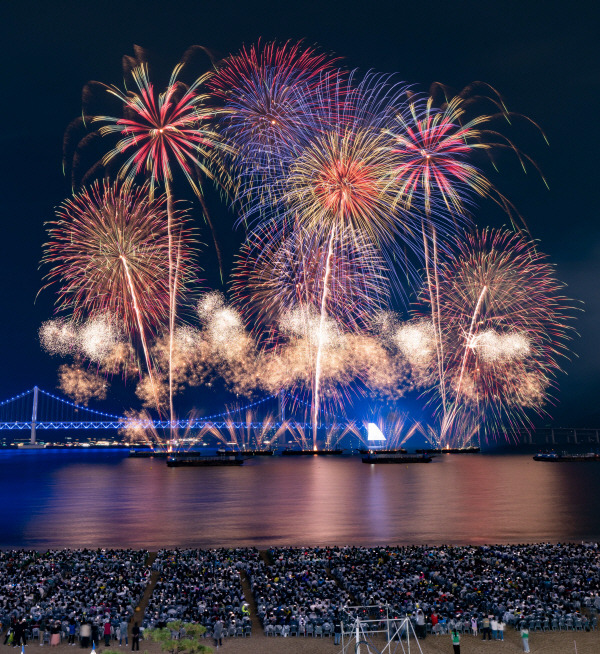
[
  {"xmin": 498, "ymin": 620, "xmax": 505, "ymax": 641},
  {"xmin": 491, "ymin": 617, "xmax": 498, "ymax": 639}
]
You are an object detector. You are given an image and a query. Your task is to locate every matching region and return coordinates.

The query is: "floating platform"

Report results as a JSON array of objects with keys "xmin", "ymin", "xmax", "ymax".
[
  {"xmin": 416, "ymin": 447, "xmax": 480, "ymax": 454},
  {"xmin": 216, "ymin": 448, "xmax": 274, "ymax": 457},
  {"xmin": 129, "ymin": 450, "xmax": 169, "ymax": 458},
  {"xmin": 281, "ymin": 449, "xmax": 344, "ymax": 456},
  {"xmin": 362, "ymin": 453, "xmax": 432, "ymax": 464},
  {"xmin": 166, "ymin": 454, "xmax": 245, "ymax": 467},
  {"xmin": 533, "ymin": 452, "xmax": 600, "ymax": 462},
  {"xmin": 358, "ymin": 448, "xmax": 407, "ymax": 455}
]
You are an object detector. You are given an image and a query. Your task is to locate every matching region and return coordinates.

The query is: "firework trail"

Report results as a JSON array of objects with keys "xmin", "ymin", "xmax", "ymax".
[
  {"xmin": 233, "ymin": 224, "xmax": 390, "ymax": 337},
  {"xmin": 95, "ymin": 59, "xmax": 229, "ymax": 442},
  {"xmin": 210, "ymin": 39, "xmax": 340, "ymax": 219},
  {"xmin": 422, "ymin": 227, "xmax": 574, "ymax": 442},
  {"xmin": 388, "ymin": 87, "xmax": 548, "ymax": 437},
  {"xmin": 281, "ymin": 72, "xmax": 419, "ymax": 446},
  {"xmin": 389, "ymin": 92, "xmax": 493, "ymax": 425},
  {"xmin": 421, "ymin": 410, "xmax": 481, "ymax": 450},
  {"xmin": 42, "ymin": 181, "xmax": 197, "ymax": 413},
  {"xmin": 203, "ymin": 409, "xmax": 288, "ymax": 451}
]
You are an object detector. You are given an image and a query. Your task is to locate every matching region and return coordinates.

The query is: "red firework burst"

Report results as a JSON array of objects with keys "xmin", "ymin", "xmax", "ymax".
[{"xmin": 42, "ymin": 181, "xmax": 197, "ymax": 341}]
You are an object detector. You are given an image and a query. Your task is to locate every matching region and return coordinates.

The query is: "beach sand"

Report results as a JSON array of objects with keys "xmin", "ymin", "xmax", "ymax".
[{"xmin": 23, "ymin": 627, "xmax": 600, "ymax": 654}]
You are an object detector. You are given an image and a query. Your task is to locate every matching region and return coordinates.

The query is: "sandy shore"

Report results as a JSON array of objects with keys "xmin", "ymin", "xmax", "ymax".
[{"xmin": 13, "ymin": 627, "xmax": 599, "ymax": 654}]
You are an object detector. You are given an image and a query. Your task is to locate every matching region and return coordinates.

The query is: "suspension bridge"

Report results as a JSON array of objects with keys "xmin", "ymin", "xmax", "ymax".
[
  {"xmin": 0, "ymin": 387, "xmax": 347, "ymax": 446},
  {"xmin": 4, "ymin": 388, "xmax": 597, "ymax": 449}
]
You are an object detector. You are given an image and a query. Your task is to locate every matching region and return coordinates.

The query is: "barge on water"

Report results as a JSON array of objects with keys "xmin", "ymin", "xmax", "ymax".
[
  {"xmin": 281, "ymin": 449, "xmax": 344, "ymax": 456},
  {"xmin": 358, "ymin": 448, "xmax": 407, "ymax": 455},
  {"xmin": 362, "ymin": 453, "xmax": 432, "ymax": 464},
  {"xmin": 416, "ymin": 447, "xmax": 480, "ymax": 454},
  {"xmin": 533, "ymin": 452, "xmax": 600, "ymax": 462},
  {"xmin": 217, "ymin": 448, "xmax": 275, "ymax": 457},
  {"xmin": 129, "ymin": 450, "xmax": 169, "ymax": 458},
  {"xmin": 166, "ymin": 454, "xmax": 245, "ymax": 467}
]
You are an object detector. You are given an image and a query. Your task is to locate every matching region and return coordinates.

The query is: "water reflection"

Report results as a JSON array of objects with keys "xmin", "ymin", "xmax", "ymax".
[{"xmin": 3, "ymin": 450, "xmax": 600, "ymax": 548}]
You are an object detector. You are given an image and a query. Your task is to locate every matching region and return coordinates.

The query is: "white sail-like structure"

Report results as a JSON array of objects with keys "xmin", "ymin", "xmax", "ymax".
[{"xmin": 367, "ymin": 422, "xmax": 386, "ymax": 442}]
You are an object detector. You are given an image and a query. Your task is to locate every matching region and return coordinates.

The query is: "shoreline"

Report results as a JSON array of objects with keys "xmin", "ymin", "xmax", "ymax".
[{"xmin": 7, "ymin": 627, "xmax": 599, "ymax": 654}]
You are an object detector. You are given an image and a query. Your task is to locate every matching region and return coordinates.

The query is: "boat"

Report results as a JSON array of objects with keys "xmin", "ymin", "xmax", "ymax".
[
  {"xmin": 362, "ymin": 452, "xmax": 432, "ymax": 464},
  {"xmin": 416, "ymin": 447, "xmax": 480, "ymax": 454},
  {"xmin": 358, "ymin": 448, "xmax": 407, "ymax": 455},
  {"xmin": 129, "ymin": 449, "xmax": 169, "ymax": 458},
  {"xmin": 215, "ymin": 447, "xmax": 274, "ymax": 457},
  {"xmin": 281, "ymin": 449, "xmax": 344, "ymax": 456},
  {"xmin": 533, "ymin": 452, "xmax": 600, "ymax": 462},
  {"xmin": 166, "ymin": 454, "xmax": 245, "ymax": 467}
]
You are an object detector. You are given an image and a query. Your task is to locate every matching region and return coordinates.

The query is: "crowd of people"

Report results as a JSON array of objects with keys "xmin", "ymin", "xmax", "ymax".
[
  {"xmin": 327, "ymin": 542, "xmax": 600, "ymax": 636},
  {"xmin": 247, "ymin": 547, "xmax": 349, "ymax": 635},
  {"xmin": 0, "ymin": 542, "xmax": 599, "ymax": 644},
  {"xmin": 0, "ymin": 549, "xmax": 149, "ymax": 646},
  {"xmin": 144, "ymin": 549, "xmax": 256, "ymax": 638}
]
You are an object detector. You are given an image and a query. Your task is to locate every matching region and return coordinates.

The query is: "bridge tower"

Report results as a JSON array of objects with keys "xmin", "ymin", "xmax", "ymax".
[
  {"xmin": 31, "ymin": 385, "xmax": 38, "ymax": 445},
  {"xmin": 21, "ymin": 386, "xmax": 44, "ymax": 449},
  {"xmin": 278, "ymin": 389, "xmax": 286, "ymax": 423}
]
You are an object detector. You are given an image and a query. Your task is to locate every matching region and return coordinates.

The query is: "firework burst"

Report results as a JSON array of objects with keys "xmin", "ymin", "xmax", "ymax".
[
  {"xmin": 43, "ymin": 180, "xmax": 197, "ymax": 412},
  {"xmin": 210, "ymin": 39, "xmax": 340, "ymax": 215},
  {"xmin": 283, "ymin": 73, "xmax": 416, "ymax": 249},
  {"xmin": 57, "ymin": 363, "xmax": 108, "ymax": 406},
  {"xmin": 96, "ymin": 62, "xmax": 227, "ymax": 199},
  {"xmin": 423, "ymin": 227, "xmax": 574, "ymax": 439},
  {"xmin": 232, "ymin": 224, "xmax": 390, "ymax": 336},
  {"xmin": 43, "ymin": 181, "xmax": 196, "ymax": 341}
]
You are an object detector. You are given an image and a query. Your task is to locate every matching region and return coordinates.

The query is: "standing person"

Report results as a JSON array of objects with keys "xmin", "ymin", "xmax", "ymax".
[
  {"xmin": 14, "ymin": 619, "xmax": 26, "ymax": 647},
  {"xmin": 521, "ymin": 627, "xmax": 530, "ymax": 652},
  {"xmin": 80, "ymin": 621, "xmax": 91, "ymax": 649},
  {"xmin": 481, "ymin": 615, "xmax": 491, "ymax": 640},
  {"xmin": 131, "ymin": 623, "xmax": 140, "ymax": 652},
  {"xmin": 491, "ymin": 616, "xmax": 498, "ymax": 640},
  {"xmin": 451, "ymin": 629, "xmax": 460, "ymax": 654},
  {"xmin": 119, "ymin": 619, "xmax": 129, "ymax": 646},
  {"xmin": 470, "ymin": 615, "xmax": 478, "ymax": 637},
  {"xmin": 68, "ymin": 619, "xmax": 76, "ymax": 645},
  {"xmin": 416, "ymin": 609, "xmax": 426, "ymax": 639},
  {"xmin": 103, "ymin": 620, "xmax": 112, "ymax": 647},
  {"xmin": 334, "ymin": 621, "xmax": 342, "ymax": 646},
  {"xmin": 50, "ymin": 621, "xmax": 61, "ymax": 647},
  {"xmin": 498, "ymin": 619, "xmax": 505, "ymax": 641},
  {"xmin": 212, "ymin": 618, "xmax": 223, "ymax": 649}
]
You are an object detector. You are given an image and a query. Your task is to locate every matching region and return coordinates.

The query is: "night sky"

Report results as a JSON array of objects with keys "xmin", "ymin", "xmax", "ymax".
[{"xmin": 0, "ymin": 0, "xmax": 597, "ymax": 427}]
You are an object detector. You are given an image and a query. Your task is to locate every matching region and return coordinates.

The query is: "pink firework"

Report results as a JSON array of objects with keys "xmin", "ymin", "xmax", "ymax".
[
  {"xmin": 232, "ymin": 223, "xmax": 390, "ymax": 337},
  {"xmin": 210, "ymin": 39, "xmax": 341, "ymax": 215},
  {"xmin": 42, "ymin": 181, "xmax": 197, "ymax": 345},
  {"xmin": 420, "ymin": 227, "xmax": 575, "ymax": 436},
  {"xmin": 96, "ymin": 63, "xmax": 226, "ymax": 198}
]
